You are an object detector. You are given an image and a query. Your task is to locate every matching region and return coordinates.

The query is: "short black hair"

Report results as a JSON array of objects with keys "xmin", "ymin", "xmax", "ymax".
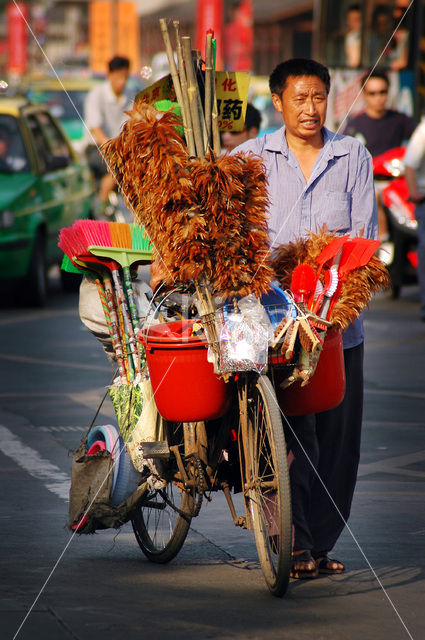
[
  {"xmin": 347, "ymin": 4, "xmax": 361, "ymax": 13},
  {"xmin": 108, "ymin": 56, "xmax": 130, "ymax": 72},
  {"xmin": 245, "ymin": 103, "xmax": 262, "ymax": 131},
  {"xmin": 361, "ymin": 68, "xmax": 389, "ymax": 88},
  {"xmin": 269, "ymin": 58, "xmax": 331, "ymax": 97}
]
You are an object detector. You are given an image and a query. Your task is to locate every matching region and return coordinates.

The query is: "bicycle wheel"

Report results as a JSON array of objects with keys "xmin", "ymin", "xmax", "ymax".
[
  {"xmin": 242, "ymin": 374, "xmax": 292, "ymax": 597},
  {"xmin": 131, "ymin": 421, "xmax": 193, "ymax": 564}
]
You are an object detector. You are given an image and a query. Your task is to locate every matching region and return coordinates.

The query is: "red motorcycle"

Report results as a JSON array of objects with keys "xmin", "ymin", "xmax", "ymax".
[{"xmin": 373, "ymin": 147, "xmax": 418, "ymax": 298}]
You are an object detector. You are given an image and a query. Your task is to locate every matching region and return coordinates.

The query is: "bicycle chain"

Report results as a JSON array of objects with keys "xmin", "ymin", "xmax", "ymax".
[{"xmin": 185, "ymin": 453, "xmax": 205, "ymax": 517}]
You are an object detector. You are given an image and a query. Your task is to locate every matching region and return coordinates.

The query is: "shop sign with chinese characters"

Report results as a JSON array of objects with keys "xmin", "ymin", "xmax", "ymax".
[{"xmin": 136, "ymin": 71, "xmax": 250, "ymax": 132}]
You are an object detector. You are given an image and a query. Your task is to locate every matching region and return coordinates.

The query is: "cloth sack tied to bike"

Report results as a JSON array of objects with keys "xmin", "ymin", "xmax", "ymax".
[{"xmin": 68, "ymin": 435, "xmax": 148, "ymax": 534}]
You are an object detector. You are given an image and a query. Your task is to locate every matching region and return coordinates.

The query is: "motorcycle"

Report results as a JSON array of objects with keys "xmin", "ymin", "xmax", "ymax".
[{"xmin": 373, "ymin": 146, "xmax": 418, "ymax": 298}]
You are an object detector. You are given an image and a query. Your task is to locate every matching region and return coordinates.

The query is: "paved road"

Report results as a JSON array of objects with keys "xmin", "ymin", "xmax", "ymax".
[{"xmin": 0, "ymin": 276, "xmax": 424, "ymax": 639}]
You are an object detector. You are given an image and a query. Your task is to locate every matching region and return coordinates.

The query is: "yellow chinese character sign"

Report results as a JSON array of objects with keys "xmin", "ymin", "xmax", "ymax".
[{"xmin": 136, "ymin": 71, "xmax": 250, "ymax": 132}]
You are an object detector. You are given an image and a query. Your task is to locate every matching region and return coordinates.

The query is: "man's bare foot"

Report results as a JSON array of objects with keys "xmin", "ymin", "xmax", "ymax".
[
  {"xmin": 290, "ymin": 550, "xmax": 317, "ymax": 579},
  {"xmin": 315, "ymin": 556, "xmax": 345, "ymax": 574}
]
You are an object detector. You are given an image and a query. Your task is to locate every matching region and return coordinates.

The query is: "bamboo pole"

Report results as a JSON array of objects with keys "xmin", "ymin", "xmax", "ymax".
[
  {"xmin": 193, "ymin": 49, "xmax": 209, "ymax": 150},
  {"xmin": 211, "ymin": 67, "xmax": 221, "ymax": 155},
  {"xmin": 204, "ymin": 32, "xmax": 213, "ymax": 149},
  {"xmin": 182, "ymin": 36, "xmax": 205, "ymax": 158},
  {"xmin": 159, "ymin": 20, "xmax": 188, "ymax": 130},
  {"xmin": 173, "ymin": 20, "xmax": 196, "ymax": 156}
]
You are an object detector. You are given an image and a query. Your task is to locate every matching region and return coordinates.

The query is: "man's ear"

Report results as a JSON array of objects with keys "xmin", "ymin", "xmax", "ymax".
[{"xmin": 272, "ymin": 93, "xmax": 283, "ymax": 113}]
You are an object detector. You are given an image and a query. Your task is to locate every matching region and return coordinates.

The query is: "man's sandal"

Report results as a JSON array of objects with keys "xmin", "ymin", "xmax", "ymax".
[
  {"xmin": 290, "ymin": 550, "xmax": 318, "ymax": 579},
  {"xmin": 315, "ymin": 556, "xmax": 345, "ymax": 575}
]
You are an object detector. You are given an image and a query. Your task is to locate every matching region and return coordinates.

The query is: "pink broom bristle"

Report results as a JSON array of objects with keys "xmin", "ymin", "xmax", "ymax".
[{"xmin": 73, "ymin": 219, "xmax": 112, "ymax": 248}]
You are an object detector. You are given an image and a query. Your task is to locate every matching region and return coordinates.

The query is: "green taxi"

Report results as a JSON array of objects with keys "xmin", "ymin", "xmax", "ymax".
[
  {"xmin": 0, "ymin": 97, "xmax": 95, "ymax": 306},
  {"xmin": 25, "ymin": 77, "xmax": 100, "ymax": 152}
]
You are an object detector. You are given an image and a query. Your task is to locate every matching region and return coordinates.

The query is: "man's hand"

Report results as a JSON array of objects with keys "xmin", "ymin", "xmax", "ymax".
[
  {"xmin": 407, "ymin": 193, "xmax": 425, "ymax": 205},
  {"xmin": 150, "ymin": 260, "xmax": 167, "ymax": 292}
]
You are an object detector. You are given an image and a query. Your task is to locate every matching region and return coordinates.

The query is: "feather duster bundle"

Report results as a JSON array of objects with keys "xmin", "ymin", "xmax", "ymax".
[
  {"xmin": 272, "ymin": 227, "xmax": 390, "ymax": 330},
  {"xmin": 101, "ymin": 102, "xmax": 274, "ymax": 298}
]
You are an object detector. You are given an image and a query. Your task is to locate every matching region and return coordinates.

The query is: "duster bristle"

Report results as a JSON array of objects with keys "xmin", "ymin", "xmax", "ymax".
[
  {"xmin": 273, "ymin": 227, "xmax": 391, "ymax": 329},
  {"xmin": 101, "ymin": 102, "xmax": 274, "ymax": 297}
]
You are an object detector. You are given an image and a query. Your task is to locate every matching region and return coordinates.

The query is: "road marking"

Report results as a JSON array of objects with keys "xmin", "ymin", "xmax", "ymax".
[
  {"xmin": 0, "ymin": 352, "xmax": 110, "ymax": 372},
  {"xmin": 0, "ymin": 425, "xmax": 70, "ymax": 500},
  {"xmin": 39, "ymin": 425, "xmax": 86, "ymax": 432},
  {"xmin": 358, "ymin": 449, "xmax": 425, "ymax": 478},
  {"xmin": 364, "ymin": 388, "xmax": 425, "ymax": 399},
  {"xmin": 0, "ymin": 309, "xmax": 76, "ymax": 327}
]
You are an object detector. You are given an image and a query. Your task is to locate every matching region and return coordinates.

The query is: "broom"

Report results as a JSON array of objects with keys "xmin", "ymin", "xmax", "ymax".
[
  {"xmin": 72, "ymin": 220, "xmax": 143, "ymax": 379},
  {"xmin": 88, "ymin": 221, "xmax": 152, "ymax": 335},
  {"xmin": 58, "ymin": 226, "xmax": 128, "ymax": 384}
]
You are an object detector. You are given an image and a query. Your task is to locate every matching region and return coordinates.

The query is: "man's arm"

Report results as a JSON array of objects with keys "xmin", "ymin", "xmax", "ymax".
[
  {"xmin": 403, "ymin": 123, "xmax": 425, "ymax": 202},
  {"xmin": 350, "ymin": 150, "xmax": 378, "ymax": 239},
  {"xmin": 89, "ymin": 127, "xmax": 110, "ymax": 147},
  {"xmin": 405, "ymin": 166, "xmax": 424, "ymax": 203},
  {"xmin": 84, "ymin": 86, "xmax": 108, "ymax": 146}
]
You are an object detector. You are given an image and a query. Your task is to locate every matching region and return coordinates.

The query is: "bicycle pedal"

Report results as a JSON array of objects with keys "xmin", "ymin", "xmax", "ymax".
[{"xmin": 138, "ymin": 441, "xmax": 170, "ymax": 459}]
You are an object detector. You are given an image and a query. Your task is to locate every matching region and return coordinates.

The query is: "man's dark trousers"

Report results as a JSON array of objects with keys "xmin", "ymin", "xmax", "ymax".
[{"xmin": 285, "ymin": 343, "xmax": 364, "ymax": 555}]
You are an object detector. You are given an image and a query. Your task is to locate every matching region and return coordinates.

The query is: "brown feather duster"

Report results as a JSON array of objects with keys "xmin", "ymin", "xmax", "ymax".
[
  {"xmin": 273, "ymin": 227, "xmax": 391, "ymax": 330},
  {"xmin": 101, "ymin": 102, "xmax": 274, "ymax": 298}
]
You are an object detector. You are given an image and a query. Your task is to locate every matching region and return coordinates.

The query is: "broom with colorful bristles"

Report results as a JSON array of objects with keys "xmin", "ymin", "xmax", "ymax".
[
  {"xmin": 58, "ymin": 226, "xmax": 128, "ymax": 384},
  {"xmin": 88, "ymin": 221, "xmax": 151, "ymax": 335},
  {"xmin": 58, "ymin": 220, "xmax": 152, "ymax": 381},
  {"xmin": 74, "ymin": 220, "xmax": 148, "ymax": 373}
]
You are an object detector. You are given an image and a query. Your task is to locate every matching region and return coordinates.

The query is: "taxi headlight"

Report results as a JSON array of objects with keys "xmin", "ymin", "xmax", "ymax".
[{"xmin": 0, "ymin": 210, "xmax": 15, "ymax": 228}]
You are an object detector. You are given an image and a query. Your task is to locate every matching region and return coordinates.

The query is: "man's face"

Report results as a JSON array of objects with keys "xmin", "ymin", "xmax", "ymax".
[
  {"xmin": 221, "ymin": 126, "xmax": 257, "ymax": 152},
  {"xmin": 363, "ymin": 77, "xmax": 388, "ymax": 115},
  {"xmin": 272, "ymin": 75, "xmax": 327, "ymax": 142},
  {"xmin": 108, "ymin": 68, "xmax": 129, "ymax": 97},
  {"xmin": 347, "ymin": 9, "xmax": 362, "ymax": 32}
]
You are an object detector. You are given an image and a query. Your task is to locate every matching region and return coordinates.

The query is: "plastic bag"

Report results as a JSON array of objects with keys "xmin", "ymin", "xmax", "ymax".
[{"xmin": 219, "ymin": 295, "xmax": 274, "ymax": 373}]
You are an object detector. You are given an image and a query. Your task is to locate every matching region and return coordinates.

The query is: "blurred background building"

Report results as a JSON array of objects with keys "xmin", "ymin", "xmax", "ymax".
[
  {"xmin": 0, "ymin": 1, "xmax": 315, "ymax": 79},
  {"xmin": 1, "ymin": 0, "xmax": 424, "ymax": 129}
]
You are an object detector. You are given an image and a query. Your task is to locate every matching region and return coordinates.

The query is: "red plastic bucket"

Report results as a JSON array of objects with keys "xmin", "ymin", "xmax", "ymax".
[
  {"xmin": 274, "ymin": 328, "xmax": 346, "ymax": 416},
  {"xmin": 140, "ymin": 319, "xmax": 232, "ymax": 422}
]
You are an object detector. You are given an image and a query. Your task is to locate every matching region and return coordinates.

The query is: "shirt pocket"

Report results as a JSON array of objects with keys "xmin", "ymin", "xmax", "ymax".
[{"xmin": 323, "ymin": 191, "xmax": 351, "ymax": 232}]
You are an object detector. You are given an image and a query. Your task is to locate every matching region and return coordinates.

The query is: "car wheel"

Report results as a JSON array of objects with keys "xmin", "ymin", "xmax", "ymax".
[{"xmin": 24, "ymin": 232, "xmax": 47, "ymax": 307}]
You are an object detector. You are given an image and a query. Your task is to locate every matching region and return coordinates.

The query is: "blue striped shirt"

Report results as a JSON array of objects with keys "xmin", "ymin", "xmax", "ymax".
[{"xmin": 233, "ymin": 125, "xmax": 378, "ymax": 348}]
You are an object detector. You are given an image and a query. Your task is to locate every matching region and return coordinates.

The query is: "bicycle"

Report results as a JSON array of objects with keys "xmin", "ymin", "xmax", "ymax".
[{"xmin": 130, "ymin": 291, "xmax": 293, "ymax": 597}]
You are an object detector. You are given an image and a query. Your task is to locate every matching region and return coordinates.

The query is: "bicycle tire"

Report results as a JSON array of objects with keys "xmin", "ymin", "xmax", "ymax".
[
  {"xmin": 131, "ymin": 421, "xmax": 193, "ymax": 564},
  {"xmin": 242, "ymin": 374, "xmax": 292, "ymax": 597}
]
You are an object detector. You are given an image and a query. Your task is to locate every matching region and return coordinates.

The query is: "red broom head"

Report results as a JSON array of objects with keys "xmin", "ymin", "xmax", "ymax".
[
  {"xmin": 290, "ymin": 263, "xmax": 317, "ymax": 302},
  {"xmin": 58, "ymin": 226, "xmax": 87, "ymax": 260}
]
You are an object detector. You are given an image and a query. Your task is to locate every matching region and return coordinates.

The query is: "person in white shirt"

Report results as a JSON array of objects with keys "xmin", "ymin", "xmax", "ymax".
[
  {"xmin": 84, "ymin": 56, "xmax": 132, "ymax": 213},
  {"xmin": 402, "ymin": 119, "xmax": 425, "ymax": 321}
]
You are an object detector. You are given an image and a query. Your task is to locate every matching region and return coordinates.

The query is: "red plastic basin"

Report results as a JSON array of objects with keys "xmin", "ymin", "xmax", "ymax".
[
  {"xmin": 274, "ymin": 328, "xmax": 346, "ymax": 416},
  {"xmin": 140, "ymin": 319, "xmax": 232, "ymax": 422}
]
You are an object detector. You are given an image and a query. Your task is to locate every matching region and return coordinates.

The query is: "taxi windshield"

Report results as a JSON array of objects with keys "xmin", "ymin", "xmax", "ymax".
[
  {"xmin": 0, "ymin": 114, "xmax": 30, "ymax": 173},
  {"xmin": 26, "ymin": 89, "xmax": 86, "ymax": 120}
]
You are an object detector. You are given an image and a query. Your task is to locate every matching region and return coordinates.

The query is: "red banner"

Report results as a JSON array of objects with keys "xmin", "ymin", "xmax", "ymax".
[
  {"xmin": 224, "ymin": 0, "xmax": 253, "ymax": 72},
  {"xmin": 7, "ymin": 2, "xmax": 28, "ymax": 76},
  {"xmin": 195, "ymin": 0, "xmax": 224, "ymax": 70}
]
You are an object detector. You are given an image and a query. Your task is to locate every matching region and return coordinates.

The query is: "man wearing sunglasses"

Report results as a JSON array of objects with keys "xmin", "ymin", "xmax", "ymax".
[
  {"xmin": 344, "ymin": 69, "xmax": 415, "ymax": 263},
  {"xmin": 344, "ymin": 69, "xmax": 415, "ymax": 157}
]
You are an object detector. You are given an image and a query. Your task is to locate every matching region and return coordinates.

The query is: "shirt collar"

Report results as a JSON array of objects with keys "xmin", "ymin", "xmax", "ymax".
[
  {"xmin": 105, "ymin": 81, "xmax": 127, "ymax": 105},
  {"xmin": 264, "ymin": 125, "xmax": 350, "ymax": 159}
]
